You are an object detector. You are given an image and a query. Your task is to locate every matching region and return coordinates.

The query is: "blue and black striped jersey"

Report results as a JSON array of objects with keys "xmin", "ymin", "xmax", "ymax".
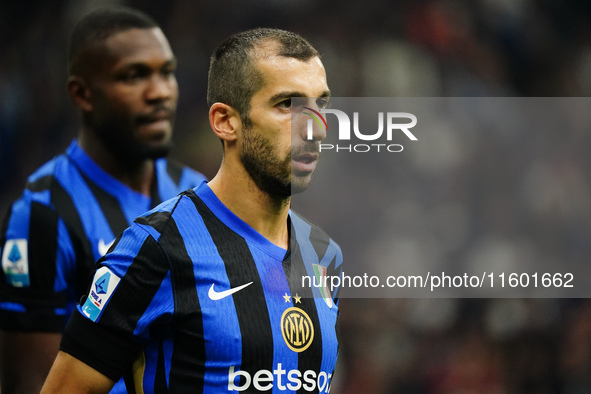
[
  {"xmin": 0, "ymin": 140, "xmax": 206, "ymax": 331},
  {"xmin": 62, "ymin": 181, "xmax": 343, "ymax": 393}
]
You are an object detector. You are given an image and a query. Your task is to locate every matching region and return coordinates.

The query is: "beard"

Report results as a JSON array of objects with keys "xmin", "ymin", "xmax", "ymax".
[
  {"xmin": 91, "ymin": 109, "xmax": 174, "ymax": 163},
  {"xmin": 240, "ymin": 128, "xmax": 319, "ymax": 199}
]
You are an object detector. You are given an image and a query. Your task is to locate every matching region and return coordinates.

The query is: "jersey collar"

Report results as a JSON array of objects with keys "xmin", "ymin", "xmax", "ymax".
[{"xmin": 194, "ymin": 181, "xmax": 289, "ymax": 261}]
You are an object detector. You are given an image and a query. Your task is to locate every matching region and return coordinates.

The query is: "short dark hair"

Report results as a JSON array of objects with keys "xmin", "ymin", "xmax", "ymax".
[
  {"xmin": 68, "ymin": 6, "xmax": 159, "ymax": 76},
  {"xmin": 207, "ymin": 28, "xmax": 319, "ymax": 126}
]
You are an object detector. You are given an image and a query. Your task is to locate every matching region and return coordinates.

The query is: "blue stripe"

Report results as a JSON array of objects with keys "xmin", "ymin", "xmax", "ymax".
[
  {"xmin": 291, "ymin": 213, "xmax": 341, "ymax": 387},
  {"xmin": 291, "ymin": 214, "xmax": 323, "ymax": 301},
  {"xmin": 54, "ymin": 308, "xmax": 67, "ymax": 316},
  {"xmin": 247, "ymin": 244, "xmax": 299, "ymax": 393},
  {"xmin": 155, "ymin": 159, "xmax": 176, "ymax": 200},
  {"xmin": 57, "ymin": 156, "xmax": 115, "ymax": 262},
  {"xmin": 172, "ymin": 198, "xmax": 243, "ymax": 392},
  {"xmin": 0, "ymin": 302, "xmax": 26, "ymax": 313},
  {"xmin": 133, "ymin": 270, "xmax": 173, "ymax": 338},
  {"xmin": 195, "ymin": 182, "xmax": 286, "ymax": 261},
  {"xmin": 291, "ymin": 214, "xmax": 343, "ymax": 299},
  {"xmin": 5, "ymin": 196, "xmax": 32, "ymax": 240},
  {"xmin": 54, "ymin": 218, "xmax": 74, "ymax": 293},
  {"xmin": 107, "ymin": 224, "xmax": 156, "ymax": 279},
  {"xmin": 68, "ymin": 141, "xmax": 153, "ymax": 225},
  {"xmin": 27, "ymin": 157, "xmax": 59, "ymax": 182},
  {"xmin": 178, "ymin": 168, "xmax": 206, "ymax": 191}
]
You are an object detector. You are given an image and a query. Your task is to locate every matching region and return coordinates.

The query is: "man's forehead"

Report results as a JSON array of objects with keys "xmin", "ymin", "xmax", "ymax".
[
  {"xmin": 253, "ymin": 56, "xmax": 328, "ymax": 100},
  {"xmin": 254, "ymin": 54, "xmax": 325, "ymax": 76},
  {"xmin": 103, "ymin": 27, "xmax": 171, "ymax": 55},
  {"xmin": 77, "ymin": 28, "xmax": 173, "ymax": 79},
  {"xmin": 249, "ymin": 39, "xmax": 281, "ymax": 59}
]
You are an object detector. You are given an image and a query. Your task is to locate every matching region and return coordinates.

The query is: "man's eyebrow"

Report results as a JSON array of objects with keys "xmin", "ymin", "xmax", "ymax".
[
  {"xmin": 119, "ymin": 57, "xmax": 177, "ymax": 70},
  {"xmin": 270, "ymin": 92, "xmax": 305, "ymax": 103},
  {"xmin": 165, "ymin": 57, "xmax": 177, "ymax": 67},
  {"xmin": 269, "ymin": 90, "xmax": 331, "ymax": 103}
]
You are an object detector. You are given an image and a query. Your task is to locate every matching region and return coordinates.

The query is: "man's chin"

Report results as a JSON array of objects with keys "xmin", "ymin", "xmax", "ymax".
[
  {"xmin": 290, "ymin": 176, "xmax": 313, "ymax": 195},
  {"xmin": 143, "ymin": 144, "xmax": 172, "ymax": 160},
  {"xmin": 123, "ymin": 140, "xmax": 173, "ymax": 161}
]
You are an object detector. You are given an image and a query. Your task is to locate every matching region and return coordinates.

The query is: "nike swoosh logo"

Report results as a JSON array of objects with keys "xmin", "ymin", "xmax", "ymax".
[
  {"xmin": 208, "ymin": 282, "xmax": 253, "ymax": 301},
  {"xmin": 98, "ymin": 239, "xmax": 114, "ymax": 256}
]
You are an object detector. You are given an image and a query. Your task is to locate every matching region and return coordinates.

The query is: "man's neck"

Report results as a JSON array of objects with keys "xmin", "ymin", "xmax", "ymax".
[
  {"xmin": 78, "ymin": 132, "xmax": 155, "ymax": 196},
  {"xmin": 208, "ymin": 165, "xmax": 290, "ymax": 250}
]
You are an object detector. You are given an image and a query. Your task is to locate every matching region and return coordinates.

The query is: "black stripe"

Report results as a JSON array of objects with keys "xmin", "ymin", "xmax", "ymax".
[
  {"xmin": 150, "ymin": 175, "xmax": 161, "ymax": 206},
  {"xmin": 100, "ymin": 233, "xmax": 170, "ymax": 334},
  {"xmin": 122, "ymin": 369, "xmax": 135, "ymax": 393},
  {"xmin": 284, "ymin": 224, "xmax": 323, "ymax": 394},
  {"xmin": 191, "ymin": 194, "xmax": 275, "ymax": 379},
  {"xmin": 166, "ymin": 160, "xmax": 184, "ymax": 187},
  {"xmin": 79, "ymin": 172, "xmax": 129, "ymax": 238},
  {"xmin": 0, "ymin": 200, "xmax": 66, "ymax": 331},
  {"xmin": 309, "ymin": 226, "xmax": 330, "ymax": 266},
  {"xmin": 0, "ymin": 309, "xmax": 65, "ymax": 331},
  {"xmin": 136, "ymin": 209, "xmax": 172, "ymax": 230},
  {"xmin": 61, "ymin": 310, "xmax": 143, "ymax": 382},
  {"xmin": 26, "ymin": 175, "xmax": 52, "ymax": 192},
  {"xmin": 159, "ymin": 216, "xmax": 205, "ymax": 392},
  {"xmin": 50, "ymin": 181, "xmax": 95, "ymax": 299},
  {"xmin": 0, "ymin": 205, "xmax": 12, "ymax": 286},
  {"xmin": 308, "ymin": 223, "xmax": 341, "ymax": 303},
  {"xmin": 155, "ymin": 340, "xmax": 169, "ymax": 393},
  {"xmin": 28, "ymin": 202, "xmax": 59, "ymax": 292}
]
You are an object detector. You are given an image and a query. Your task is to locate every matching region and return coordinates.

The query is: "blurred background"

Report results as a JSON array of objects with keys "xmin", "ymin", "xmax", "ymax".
[{"xmin": 2, "ymin": 0, "xmax": 591, "ymax": 392}]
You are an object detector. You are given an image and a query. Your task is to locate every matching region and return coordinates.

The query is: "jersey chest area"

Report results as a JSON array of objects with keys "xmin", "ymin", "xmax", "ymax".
[{"xmin": 165, "ymin": 243, "xmax": 339, "ymax": 392}]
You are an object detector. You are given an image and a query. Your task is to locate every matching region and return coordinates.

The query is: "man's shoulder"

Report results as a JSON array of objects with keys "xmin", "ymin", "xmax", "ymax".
[
  {"xmin": 134, "ymin": 189, "xmax": 203, "ymax": 234},
  {"xmin": 23, "ymin": 152, "xmax": 71, "ymax": 193},
  {"xmin": 6, "ymin": 151, "xmax": 74, "ymax": 215},
  {"xmin": 156, "ymin": 158, "xmax": 207, "ymax": 191}
]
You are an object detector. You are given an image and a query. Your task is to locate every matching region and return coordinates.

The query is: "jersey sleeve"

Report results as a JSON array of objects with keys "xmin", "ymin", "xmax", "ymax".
[
  {"xmin": 0, "ymin": 189, "xmax": 76, "ymax": 331},
  {"xmin": 60, "ymin": 221, "xmax": 174, "ymax": 381}
]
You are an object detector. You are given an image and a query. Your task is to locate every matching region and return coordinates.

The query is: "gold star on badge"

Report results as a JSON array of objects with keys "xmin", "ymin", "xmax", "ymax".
[
  {"xmin": 283, "ymin": 293, "xmax": 291, "ymax": 303},
  {"xmin": 294, "ymin": 293, "xmax": 302, "ymax": 304}
]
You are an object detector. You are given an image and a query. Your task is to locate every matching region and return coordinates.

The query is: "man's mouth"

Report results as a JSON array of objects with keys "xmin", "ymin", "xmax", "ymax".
[
  {"xmin": 136, "ymin": 109, "xmax": 175, "ymax": 136},
  {"xmin": 292, "ymin": 153, "xmax": 319, "ymax": 172},
  {"xmin": 137, "ymin": 109, "xmax": 174, "ymax": 125}
]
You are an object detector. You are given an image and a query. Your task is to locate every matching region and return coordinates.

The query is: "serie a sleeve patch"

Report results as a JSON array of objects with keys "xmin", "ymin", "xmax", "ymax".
[
  {"xmin": 81, "ymin": 266, "xmax": 121, "ymax": 322},
  {"xmin": 1, "ymin": 239, "xmax": 30, "ymax": 287}
]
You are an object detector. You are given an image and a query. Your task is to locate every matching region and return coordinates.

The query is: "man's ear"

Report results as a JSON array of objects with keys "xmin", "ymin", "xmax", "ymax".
[
  {"xmin": 209, "ymin": 103, "xmax": 241, "ymax": 144},
  {"xmin": 67, "ymin": 76, "xmax": 93, "ymax": 112}
]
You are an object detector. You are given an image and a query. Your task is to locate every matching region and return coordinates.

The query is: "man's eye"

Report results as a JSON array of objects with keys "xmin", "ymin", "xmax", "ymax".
[
  {"xmin": 162, "ymin": 68, "xmax": 176, "ymax": 77},
  {"xmin": 317, "ymin": 98, "xmax": 329, "ymax": 109},
  {"xmin": 120, "ymin": 72, "xmax": 139, "ymax": 81},
  {"xmin": 118, "ymin": 68, "xmax": 149, "ymax": 82},
  {"xmin": 277, "ymin": 99, "xmax": 292, "ymax": 109}
]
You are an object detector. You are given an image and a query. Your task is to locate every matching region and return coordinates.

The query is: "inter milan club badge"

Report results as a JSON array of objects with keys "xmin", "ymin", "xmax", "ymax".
[{"xmin": 281, "ymin": 307, "xmax": 314, "ymax": 352}]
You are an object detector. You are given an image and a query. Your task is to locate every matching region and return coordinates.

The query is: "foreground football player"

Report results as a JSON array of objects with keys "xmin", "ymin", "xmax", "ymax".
[{"xmin": 42, "ymin": 28, "xmax": 342, "ymax": 393}]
